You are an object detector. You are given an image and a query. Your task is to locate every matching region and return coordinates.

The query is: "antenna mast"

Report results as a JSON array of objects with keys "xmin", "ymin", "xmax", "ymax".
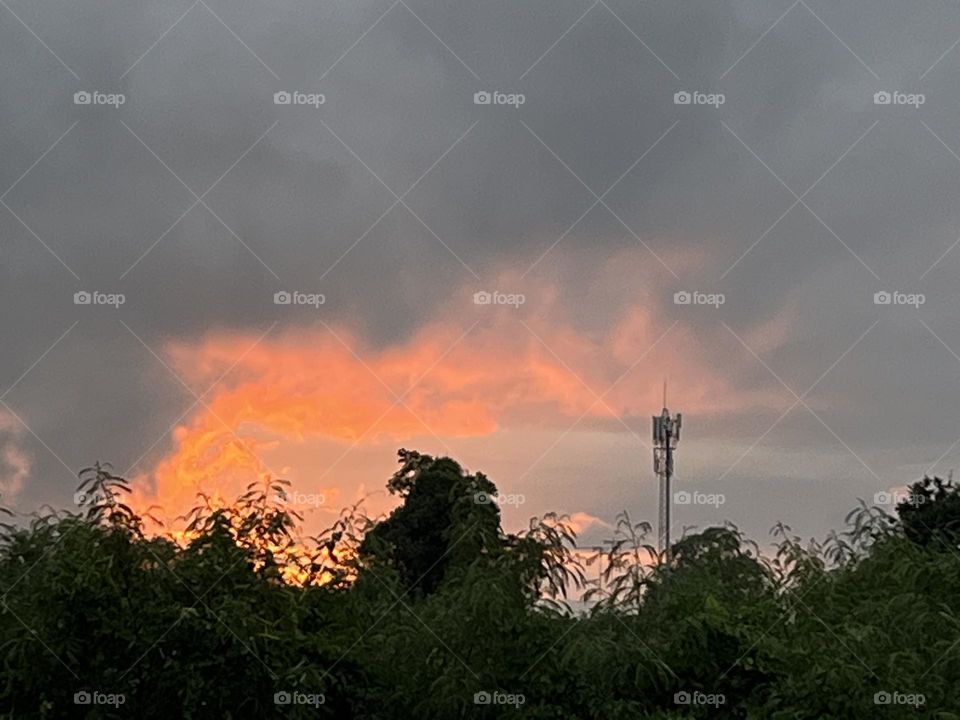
[{"xmin": 652, "ymin": 384, "xmax": 681, "ymax": 562}]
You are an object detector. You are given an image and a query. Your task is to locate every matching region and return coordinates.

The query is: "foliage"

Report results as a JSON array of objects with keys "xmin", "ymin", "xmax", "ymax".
[
  {"xmin": 896, "ymin": 475, "xmax": 960, "ymax": 549},
  {"xmin": 0, "ymin": 457, "xmax": 958, "ymax": 718}
]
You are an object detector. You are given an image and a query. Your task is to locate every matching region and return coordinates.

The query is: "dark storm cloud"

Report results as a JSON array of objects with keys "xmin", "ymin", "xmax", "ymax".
[{"xmin": 2, "ymin": 0, "xmax": 960, "ymax": 540}]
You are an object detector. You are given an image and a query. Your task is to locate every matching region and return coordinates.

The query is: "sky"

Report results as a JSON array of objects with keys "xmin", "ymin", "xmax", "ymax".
[{"xmin": 3, "ymin": 0, "xmax": 960, "ymax": 550}]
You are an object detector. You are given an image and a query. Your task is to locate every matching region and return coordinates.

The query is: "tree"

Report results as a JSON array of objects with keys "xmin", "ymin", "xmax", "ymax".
[
  {"xmin": 896, "ymin": 475, "xmax": 960, "ymax": 548},
  {"xmin": 3, "ymin": 455, "xmax": 960, "ymax": 718},
  {"xmin": 358, "ymin": 449, "xmax": 502, "ymax": 596}
]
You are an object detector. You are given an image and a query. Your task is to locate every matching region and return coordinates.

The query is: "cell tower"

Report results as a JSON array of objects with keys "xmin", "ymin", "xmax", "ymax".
[{"xmin": 652, "ymin": 381, "xmax": 681, "ymax": 562}]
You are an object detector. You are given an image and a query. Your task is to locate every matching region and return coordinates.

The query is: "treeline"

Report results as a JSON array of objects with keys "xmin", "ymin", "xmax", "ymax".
[{"xmin": 0, "ymin": 450, "xmax": 958, "ymax": 718}]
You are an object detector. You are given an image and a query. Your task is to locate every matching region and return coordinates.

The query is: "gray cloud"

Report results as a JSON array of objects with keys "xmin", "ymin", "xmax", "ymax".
[{"xmin": 3, "ymin": 0, "xmax": 960, "ymax": 542}]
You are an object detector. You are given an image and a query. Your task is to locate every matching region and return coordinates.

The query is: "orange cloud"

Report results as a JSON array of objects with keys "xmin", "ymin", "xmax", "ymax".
[
  {"xmin": 135, "ymin": 263, "xmax": 789, "ymax": 529},
  {"xmin": 0, "ymin": 411, "xmax": 30, "ymax": 504}
]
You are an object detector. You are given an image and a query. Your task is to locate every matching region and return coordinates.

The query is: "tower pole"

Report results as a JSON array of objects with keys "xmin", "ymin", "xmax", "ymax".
[
  {"xmin": 653, "ymin": 396, "xmax": 681, "ymax": 564},
  {"xmin": 664, "ymin": 438, "xmax": 672, "ymax": 562}
]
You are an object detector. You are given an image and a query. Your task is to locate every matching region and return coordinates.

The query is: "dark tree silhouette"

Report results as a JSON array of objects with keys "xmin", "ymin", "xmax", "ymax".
[
  {"xmin": 359, "ymin": 449, "xmax": 501, "ymax": 595},
  {"xmin": 0, "ymin": 455, "xmax": 958, "ymax": 718},
  {"xmin": 897, "ymin": 475, "xmax": 960, "ymax": 548}
]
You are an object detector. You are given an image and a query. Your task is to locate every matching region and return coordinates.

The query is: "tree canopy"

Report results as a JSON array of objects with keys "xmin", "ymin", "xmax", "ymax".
[{"xmin": 0, "ymin": 456, "xmax": 957, "ymax": 718}]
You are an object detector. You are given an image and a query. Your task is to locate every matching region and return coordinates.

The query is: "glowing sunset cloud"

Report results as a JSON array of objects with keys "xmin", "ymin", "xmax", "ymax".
[
  {"xmin": 0, "ymin": 411, "xmax": 30, "ymax": 503},
  {"xmin": 135, "ymin": 264, "xmax": 790, "ymax": 528}
]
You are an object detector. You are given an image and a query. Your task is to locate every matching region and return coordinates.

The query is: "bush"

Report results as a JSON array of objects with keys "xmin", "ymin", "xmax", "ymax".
[{"xmin": 0, "ymin": 458, "xmax": 958, "ymax": 718}]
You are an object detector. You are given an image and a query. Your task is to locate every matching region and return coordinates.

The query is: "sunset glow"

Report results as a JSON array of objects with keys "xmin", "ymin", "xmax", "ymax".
[{"xmin": 132, "ymin": 270, "xmax": 790, "ymax": 530}]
